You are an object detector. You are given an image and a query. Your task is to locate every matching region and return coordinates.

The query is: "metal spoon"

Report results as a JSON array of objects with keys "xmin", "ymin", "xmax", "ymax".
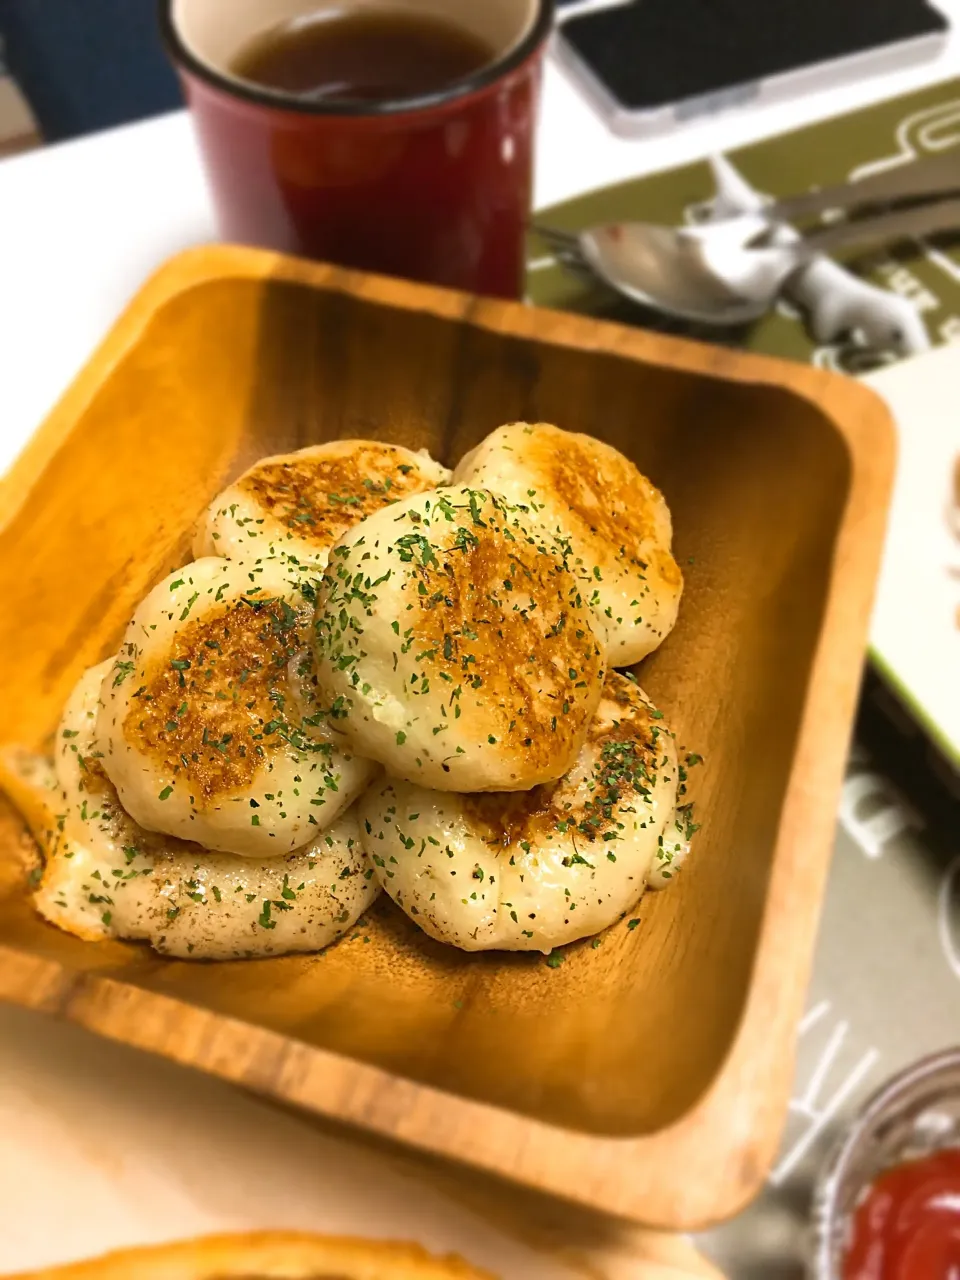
[{"xmin": 534, "ymin": 198, "xmax": 960, "ymax": 326}]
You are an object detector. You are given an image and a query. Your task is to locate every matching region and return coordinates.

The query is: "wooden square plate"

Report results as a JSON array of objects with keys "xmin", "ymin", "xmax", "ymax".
[{"xmin": 0, "ymin": 246, "xmax": 894, "ymax": 1228}]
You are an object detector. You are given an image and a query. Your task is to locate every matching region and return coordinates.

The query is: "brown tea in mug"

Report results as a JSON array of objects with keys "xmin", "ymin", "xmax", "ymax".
[{"xmin": 231, "ymin": 8, "xmax": 496, "ymax": 102}]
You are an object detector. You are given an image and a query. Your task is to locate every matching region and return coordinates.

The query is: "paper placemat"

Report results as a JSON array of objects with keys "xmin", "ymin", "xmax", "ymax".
[{"xmin": 527, "ymin": 76, "xmax": 960, "ymax": 372}]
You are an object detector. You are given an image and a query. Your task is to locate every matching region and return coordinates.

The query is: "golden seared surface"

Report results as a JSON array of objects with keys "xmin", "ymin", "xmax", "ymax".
[
  {"xmin": 542, "ymin": 430, "xmax": 682, "ymax": 590},
  {"xmin": 543, "ymin": 430, "xmax": 665, "ymax": 559},
  {"xmin": 243, "ymin": 445, "xmax": 441, "ymax": 542},
  {"xmin": 124, "ymin": 594, "xmax": 307, "ymax": 803},
  {"xmin": 194, "ymin": 441, "xmax": 450, "ymax": 566},
  {"xmin": 313, "ymin": 487, "xmax": 606, "ymax": 791},
  {"xmin": 401, "ymin": 502, "xmax": 604, "ymax": 780},
  {"xmin": 98, "ymin": 558, "xmax": 372, "ymax": 858},
  {"xmin": 462, "ymin": 671, "xmax": 666, "ymax": 850},
  {"xmin": 29, "ymin": 660, "xmax": 378, "ymax": 959},
  {"xmin": 453, "ymin": 423, "xmax": 683, "ymax": 666},
  {"xmin": 359, "ymin": 672, "xmax": 689, "ymax": 952}
]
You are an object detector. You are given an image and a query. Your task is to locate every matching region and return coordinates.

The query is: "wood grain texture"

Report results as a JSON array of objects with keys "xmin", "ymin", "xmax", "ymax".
[{"xmin": 0, "ymin": 245, "xmax": 895, "ymax": 1228}]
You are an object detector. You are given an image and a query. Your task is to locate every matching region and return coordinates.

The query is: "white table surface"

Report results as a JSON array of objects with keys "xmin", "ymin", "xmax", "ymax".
[{"xmin": 1, "ymin": 14, "xmax": 960, "ymax": 1274}]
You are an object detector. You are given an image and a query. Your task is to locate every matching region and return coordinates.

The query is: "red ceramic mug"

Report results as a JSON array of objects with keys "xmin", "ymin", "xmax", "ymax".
[{"xmin": 161, "ymin": 0, "xmax": 553, "ymax": 298}]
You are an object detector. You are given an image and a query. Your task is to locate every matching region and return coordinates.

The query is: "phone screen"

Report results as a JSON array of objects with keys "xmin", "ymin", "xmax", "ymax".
[{"xmin": 556, "ymin": 0, "xmax": 948, "ymax": 114}]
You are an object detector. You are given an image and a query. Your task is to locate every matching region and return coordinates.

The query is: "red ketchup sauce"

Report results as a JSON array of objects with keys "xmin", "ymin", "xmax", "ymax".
[{"xmin": 843, "ymin": 1148, "xmax": 960, "ymax": 1279}]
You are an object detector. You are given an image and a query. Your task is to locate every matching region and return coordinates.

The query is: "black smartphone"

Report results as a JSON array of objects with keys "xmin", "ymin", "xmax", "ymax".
[{"xmin": 553, "ymin": 0, "xmax": 950, "ymax": 135}]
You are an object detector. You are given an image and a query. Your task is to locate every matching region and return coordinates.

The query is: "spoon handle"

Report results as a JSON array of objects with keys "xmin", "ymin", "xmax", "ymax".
[
  {"xmin": 769, "ymin": 152, "xmax": 960, "ymax": 223},
  {"xmin": 798, "ymin": 196, "xmax": 960, "ymax": 257}
]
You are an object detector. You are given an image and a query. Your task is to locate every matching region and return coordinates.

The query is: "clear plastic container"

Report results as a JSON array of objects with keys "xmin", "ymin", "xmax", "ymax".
[{"xmin": 811, "ymin": 1047, "xmax": 960, "ymax": 1278}]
